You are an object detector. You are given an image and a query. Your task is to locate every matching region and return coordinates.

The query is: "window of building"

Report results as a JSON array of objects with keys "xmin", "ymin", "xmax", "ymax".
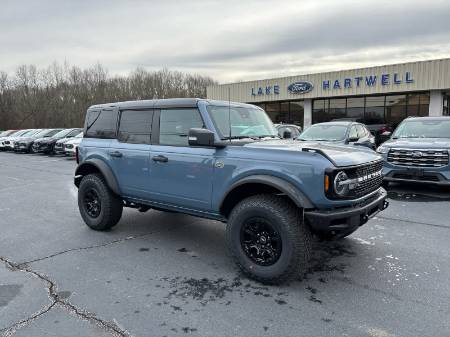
[
  {"xmin": 365, "ymin": 96, "xmax": 385, "ymax": 125},
  {"xmin": 385, "ymin": 95, "xmax": 407, "ymax": 128},
  {"xmin": 289, "ymin": 101, "xmax": 304, "ymax": 126},
  {"xmin": 346, "ymin": 97, "xmax": 364, "ymax": 122},
  {"xmin": 407, "ymin": 93, "xmax": 429, "ymax": 117},
  {"xmin": 312, "ymin": 99, "xmax": 328, "ymax": 123},
  {"xmin": 265, "ymin": 102, "xmax": 282, "ymax": 123},
  {"xmin": 85, "ymin": 109, "xmax": 116, "ymax": 139},
  {"xmin": 279, "ymin": 102, "xmax": 289, "ymax": 124},
  {"xmin": 159, "ymin": 108, "xmax": 204, "ymax": 146},
  {"xmin": 118, "ymin": 110, "xmax": 153, "ymax": 144},
  {"xmin": 328, "ymin": 98, "xmax": 347, "ymax": 120},
  {"xmin": 444, "ymin": 93, "xmax": 450, "ymax": 116}
]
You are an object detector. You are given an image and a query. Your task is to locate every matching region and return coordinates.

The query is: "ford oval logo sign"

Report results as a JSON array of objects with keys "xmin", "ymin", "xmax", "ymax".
[{"xmin": 287, "ymin": 81, "xmax": 313, "ymax": 94}]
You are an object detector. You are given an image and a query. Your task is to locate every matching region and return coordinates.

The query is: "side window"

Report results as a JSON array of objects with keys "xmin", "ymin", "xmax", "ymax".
[
  {"xmin": 159, "ymin": 108, "xmax": 204, "ymax": 146},
  {"xmin": 118, "ymin": 110, "xmax": 153, "ymax": 144},
  {"xmin": 356, "ymin": 125, "xmax": 366, "ymax": 138},
  {"xmin": 349, "ymin": 126, "xmax": 358, "ymax": 139},
  {"xmin": 85, "ymin": 109, "xmax": 115, "ymax": 139}
]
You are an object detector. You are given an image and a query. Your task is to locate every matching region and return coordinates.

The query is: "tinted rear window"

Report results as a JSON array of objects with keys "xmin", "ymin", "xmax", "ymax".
[
  {"xmin": 85, "ymin": 109, "xmax": 116, "ymax": 139},
  {"xmin": 118, "ymin": 110, "xmax": 153, "ymax": 144}
]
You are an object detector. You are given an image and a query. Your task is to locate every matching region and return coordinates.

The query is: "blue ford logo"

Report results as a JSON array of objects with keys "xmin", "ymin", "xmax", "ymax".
[{"xmin": 288, "ymin": 81, "xmax": 313, "ymax": 94}]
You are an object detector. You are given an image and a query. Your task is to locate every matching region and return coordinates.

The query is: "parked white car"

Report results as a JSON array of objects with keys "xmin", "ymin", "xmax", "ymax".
[
  {"xmin": 0, "ymin": 129, "xmax": 35, "ymax": 150},
  {"xmin": 64, "ymin": 133, "xmax": 83, "ymax": 156}
]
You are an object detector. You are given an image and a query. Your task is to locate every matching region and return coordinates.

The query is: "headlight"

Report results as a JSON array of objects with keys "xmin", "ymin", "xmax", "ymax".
[
  {"xmin": 334, "ymin": 171, "xmax": 350, "ymax": 197},
  {"xmin": 376, "ymin": 145, "xmax": 389, "ymax": 154}
]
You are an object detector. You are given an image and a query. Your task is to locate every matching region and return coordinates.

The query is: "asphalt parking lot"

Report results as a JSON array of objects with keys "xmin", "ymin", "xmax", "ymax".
[{"xmin": 0, "ymin": 152, "xmax": 449, "ymax": 337}]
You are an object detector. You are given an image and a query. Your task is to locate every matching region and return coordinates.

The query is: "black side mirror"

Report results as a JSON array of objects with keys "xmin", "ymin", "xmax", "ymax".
[
  {"xmin": 188, "ymin": 128, "xmax": 217, "ymax": 147},
  {"xmin": 348, "ymin": 136, "xmax": 359, "ymax": 143},
  {"xmin": 282, "ymin": 130, "xmax": 292, "ymax": 139}
]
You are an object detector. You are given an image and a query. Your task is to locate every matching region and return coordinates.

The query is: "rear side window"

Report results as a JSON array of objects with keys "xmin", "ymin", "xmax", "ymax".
[
  {"xmin": 118, "ymin": 110, "xmax": 153, "ymax": 144},
  {"xmin": 356, "ymin": 125, "xmax": 366, "ymax": 138},
  {"xmin": 159, "ymin": 108, "xmax": 204, "ymax": 146},
  {"xmin": 85, "ymin": 109, "xmax": 116, "ymax": 139},
  {"xmin": 349, "ymin": 126, "xmax": 358, "ymax": 139}
]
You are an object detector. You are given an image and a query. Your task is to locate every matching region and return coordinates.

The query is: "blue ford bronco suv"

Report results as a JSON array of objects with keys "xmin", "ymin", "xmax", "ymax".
[{"xmin": 75, "ymin": 98, "xmax": 389, "ymax": 284}]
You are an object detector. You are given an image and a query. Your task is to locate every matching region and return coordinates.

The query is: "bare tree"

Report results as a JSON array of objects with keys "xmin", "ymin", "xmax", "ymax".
[{"xmin": 0, "ymin": 62, "xmax": 217, "ymax": 130}]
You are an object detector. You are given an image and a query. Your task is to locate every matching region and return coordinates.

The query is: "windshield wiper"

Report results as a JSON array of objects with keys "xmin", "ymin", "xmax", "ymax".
[{"xmin": 221, "ymin": 136, "xmax": 259, "ymax": 140}]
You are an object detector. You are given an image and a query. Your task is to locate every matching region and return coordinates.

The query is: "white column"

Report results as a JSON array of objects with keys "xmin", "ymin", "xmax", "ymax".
[
  {"xmin": 429, "ymin": 90, "xmax": 443, "ymax": 116},
  {"xmin": 303, "ymin": 99, "xmax": 312, "ymax": 128}
]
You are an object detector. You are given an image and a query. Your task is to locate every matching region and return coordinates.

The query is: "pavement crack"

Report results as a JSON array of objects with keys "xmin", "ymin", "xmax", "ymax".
[
  {"xmin": 19, "ymin": 224, "xmax": 188, "ymax": 267},
  {"xmin": 19, "ymin": 234, "xmax": 149, "ymax": 267},
  {"xmin": 0, "ymin": 256, "xmax": 133, "ymax": 337},
  {"xmin": 0, "ymin": 257, "xmax": 56, "ymax": 337}
]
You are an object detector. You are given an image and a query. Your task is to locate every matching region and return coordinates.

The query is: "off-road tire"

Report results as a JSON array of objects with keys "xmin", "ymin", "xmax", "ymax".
[
  {"xmin": 78, "ymin": 173, "xmax": 123, "ymax": 231},
  {"xmin": 227, "ymin": 194, "xmax": 312, "ymax": 285}
]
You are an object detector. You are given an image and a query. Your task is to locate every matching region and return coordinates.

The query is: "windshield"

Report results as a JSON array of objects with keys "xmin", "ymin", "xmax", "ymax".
[
  {"xmin": 75, "ymin": 132, "xmax": 83, "ymax": 138},
  {"xmin": 393, "ymin": 119, "xmax": 450, "ymax": 138},
  {"xmin": 66, "ymin": 129, "xmax": 82, "ymax": 137},
  {"xmin": 32, "ymin": 129, "xmax": 53, "ymax": 138},
  {"xmin": 299, "ymin": 124, "xmax": 348, "ymax": 141},
  {"xmin": 50, "ymin": 129, "xmax": 70, "ymax": 138},
  {"xmin": 20, "ymin": 130, "xmax": 39, "ymax": 137},
  {"xmin": 207, "ymin": 106, "xmax": 278, "ymax": 139}
]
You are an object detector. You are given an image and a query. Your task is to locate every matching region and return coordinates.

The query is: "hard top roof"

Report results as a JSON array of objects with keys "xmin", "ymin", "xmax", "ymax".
[{"xmin": 88, "ymin": 98, "xmax": 260, "ymax": 111}]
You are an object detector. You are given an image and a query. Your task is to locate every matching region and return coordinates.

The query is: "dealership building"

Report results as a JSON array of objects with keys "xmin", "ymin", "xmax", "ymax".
[{"xmin": 207, "ymin": 58, "xmax": 450, "ymax": 128}]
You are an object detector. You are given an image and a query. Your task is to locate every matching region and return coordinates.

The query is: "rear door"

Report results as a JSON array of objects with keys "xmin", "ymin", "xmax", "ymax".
[
  {"xmin": 109, "ymin": 109, "xmax": 153, "ymax": 199},
  {"xmin": 148, "ymin": 108, "xmax": 215, "ymax": 211}
]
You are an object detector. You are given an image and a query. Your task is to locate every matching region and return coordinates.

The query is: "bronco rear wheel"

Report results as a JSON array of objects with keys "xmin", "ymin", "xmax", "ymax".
[
  {"xmin": 78, "ymin": 173, "xmax": 123, "ymax": 231},
  {"xmin": 227, "ymin": 194, "xmax": 312, "ymax": 285}
]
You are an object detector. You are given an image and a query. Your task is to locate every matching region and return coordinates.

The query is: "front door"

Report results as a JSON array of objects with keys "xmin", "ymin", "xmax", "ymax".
[
  {"xmin": 148, "ymin": 108, "xmax": 215, "ymax": 211},
  {"xmin": 109, "ymin": 109, "xmax": 153, "ymax": 199}
]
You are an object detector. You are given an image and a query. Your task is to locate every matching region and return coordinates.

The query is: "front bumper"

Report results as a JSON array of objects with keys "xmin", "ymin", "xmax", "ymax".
[
  {"xmin": 383, "ymin": 168, "xmax": 450, "ymax": 186},
  {"xmin": 14, "ymin": 143, "xmax": 31, "ymax": 152},
  {"xmin": 32, "ymin": 143, "xmax": 50, "ymax": 153},
  {"xmin": 305, "ymin": 188, "xmax": 389, "ymax": 235}
]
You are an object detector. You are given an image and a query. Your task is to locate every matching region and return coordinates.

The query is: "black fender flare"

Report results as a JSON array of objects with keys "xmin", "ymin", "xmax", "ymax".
[
  {"xmin": 74, "ymin": 159, "xmax": 120, "ymax": 195},
  {"xmin": 220, "ymin": 175, "xmax": 315, "ymax": 210}
]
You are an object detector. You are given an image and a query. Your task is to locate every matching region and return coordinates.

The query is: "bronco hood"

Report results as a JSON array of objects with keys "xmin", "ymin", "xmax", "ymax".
[{"xmin": 243, "ymin": 139, "xmax": 382, "ymax": 167}]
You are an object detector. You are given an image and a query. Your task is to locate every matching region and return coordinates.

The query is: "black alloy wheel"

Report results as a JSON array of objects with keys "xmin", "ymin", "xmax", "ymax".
[
  {"xmin": 240, "ymin": 218, "xmax": 282, "ymax": 266},
  {"xmin": 83, "ymin": 188, "xmax": 102, "ymax": 218}
]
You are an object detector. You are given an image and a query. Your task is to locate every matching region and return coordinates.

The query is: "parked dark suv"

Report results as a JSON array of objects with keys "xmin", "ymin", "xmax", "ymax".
[
  {"xmin": 74, "ymin": 99, "xmax": 388, "ymax": 284},
  {"xmin": 377, "ymin": 117, "xmax": 450, "ymax": 186}
]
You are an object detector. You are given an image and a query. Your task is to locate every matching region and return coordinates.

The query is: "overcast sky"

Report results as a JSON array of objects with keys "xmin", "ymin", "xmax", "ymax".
[{"xmin": 1, "ymin": 0, "xmax": 450, "ymax": 83}]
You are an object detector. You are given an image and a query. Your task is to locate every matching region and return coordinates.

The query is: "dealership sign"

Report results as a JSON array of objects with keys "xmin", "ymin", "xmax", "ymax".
[
  {"xmin": 322, "ymin": 71, "xmax": 414, "ymax": 90},
  {"xmin": 287, "ymin": 81, "xmax": 313, "ymax": 94},
  {"xmin": 250, "ymin": 71, "xmax": 414, "ymax": 97}
]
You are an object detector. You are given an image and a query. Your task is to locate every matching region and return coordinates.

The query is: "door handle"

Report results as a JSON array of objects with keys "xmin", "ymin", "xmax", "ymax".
[
  {"xmin": 152, "ymin": 155, "xmax": 168, "ymax": 163},
  {"xmin": 109, "ymin": 151, "xmax": 123, "ymax": 158}
]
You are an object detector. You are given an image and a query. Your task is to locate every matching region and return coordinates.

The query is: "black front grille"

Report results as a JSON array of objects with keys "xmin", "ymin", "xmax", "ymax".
[
  {"xmin": 344, "ymin": 160, "xmax": 383, "ymax": 198},
  {"xmin": 387, "ymin": 148, "xmax": 449, "ymax": 168}
]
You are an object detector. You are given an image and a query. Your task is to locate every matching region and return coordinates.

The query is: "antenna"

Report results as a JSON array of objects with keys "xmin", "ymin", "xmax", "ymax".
[{"xmin": 228, "ymin": 87, "xmax": 231, "ymax": 143}]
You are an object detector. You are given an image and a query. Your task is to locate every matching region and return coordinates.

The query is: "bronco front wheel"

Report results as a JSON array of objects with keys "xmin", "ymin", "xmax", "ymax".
[{"xmin": 227, "ymin": 194, "xmax": 312, "ymax": 285}]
